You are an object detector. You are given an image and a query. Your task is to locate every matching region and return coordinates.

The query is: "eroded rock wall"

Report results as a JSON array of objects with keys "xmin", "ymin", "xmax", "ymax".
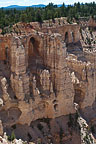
[
  {"xmin": 66, "ymin": 55, "xmax": 96, "ymax": 109},
  {"xmin": 7, "ymin": 32, "xmax": 75, "ymax": 125},
  {"xmin": 0, "ymin": 19, "xmax": 96, "ymax": 142}
]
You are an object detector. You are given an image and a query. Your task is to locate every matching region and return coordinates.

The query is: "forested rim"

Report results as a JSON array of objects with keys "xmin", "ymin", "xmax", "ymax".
[{"xmin": 0, "ymin": 2, "xmax": 96, "ymax": 34}]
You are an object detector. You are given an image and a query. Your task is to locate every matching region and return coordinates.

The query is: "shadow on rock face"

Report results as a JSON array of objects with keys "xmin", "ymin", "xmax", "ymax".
[{"xmin": 0, "ymin": 107, "xmax": 21, "ymax": 125}]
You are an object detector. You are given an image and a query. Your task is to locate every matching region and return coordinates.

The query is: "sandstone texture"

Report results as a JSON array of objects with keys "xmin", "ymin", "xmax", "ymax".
[{"xmin": 0, "ymin": 17, "xmax": 96, "ymax": 143}]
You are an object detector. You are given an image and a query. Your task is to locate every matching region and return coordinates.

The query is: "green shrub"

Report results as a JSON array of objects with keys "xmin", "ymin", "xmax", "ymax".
[{"xmin": 8, "ymin": 131, "xmax": 16, "ymax": 141}]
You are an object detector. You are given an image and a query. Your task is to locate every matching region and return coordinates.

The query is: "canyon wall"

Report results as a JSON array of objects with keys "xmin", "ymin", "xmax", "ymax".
[{"xmin": 0, "ymin": 20, "xmax": 96, "ymax": 137}]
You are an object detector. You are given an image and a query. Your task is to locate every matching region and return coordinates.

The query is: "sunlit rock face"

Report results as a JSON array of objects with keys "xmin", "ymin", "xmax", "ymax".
[{"xmin": 0, "ymin": 18, "xmax": 96, "ymax": 142}]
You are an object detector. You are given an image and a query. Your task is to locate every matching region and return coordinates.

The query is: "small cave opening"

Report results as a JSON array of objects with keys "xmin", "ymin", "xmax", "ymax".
[
  {"xmin": 54, "ymin": 104, "xmax": 58, "ymax": 112},
  {"xmin": 53, "ymin": 99, "xmax": 58, "ymax": 104}
]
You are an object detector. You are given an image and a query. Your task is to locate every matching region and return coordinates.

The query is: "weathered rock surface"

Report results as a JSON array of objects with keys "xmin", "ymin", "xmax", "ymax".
[{"xmin": 0, "ymin": 18, "xmax": 96, "ymax": 143}]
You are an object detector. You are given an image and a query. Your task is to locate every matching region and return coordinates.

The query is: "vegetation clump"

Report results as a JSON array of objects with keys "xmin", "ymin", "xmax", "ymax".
[
  {"xmin": 8, "ymin": 131, "xmax": 16, "ymax": 141},
  {"xmin": 1, "ymin": 2, "xmax": 96, "ymax": 32}
]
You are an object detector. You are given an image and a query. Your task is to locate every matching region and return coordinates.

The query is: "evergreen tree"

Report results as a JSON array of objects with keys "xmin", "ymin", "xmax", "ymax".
[{"xmin": 0, "ymin": 2, "xmax": 96, "ymax": 29}]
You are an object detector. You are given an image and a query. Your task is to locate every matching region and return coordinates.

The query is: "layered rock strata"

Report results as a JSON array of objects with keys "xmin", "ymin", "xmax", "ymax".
[{"xmin": 0, "ymin": 19, "xmax": 96, "ymax": 142}]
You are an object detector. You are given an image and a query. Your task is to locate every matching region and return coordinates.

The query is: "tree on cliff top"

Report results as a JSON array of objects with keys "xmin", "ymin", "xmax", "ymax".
[{"xmin": 0, "ymin": 2, "xmax": 96, "ymax": 29}]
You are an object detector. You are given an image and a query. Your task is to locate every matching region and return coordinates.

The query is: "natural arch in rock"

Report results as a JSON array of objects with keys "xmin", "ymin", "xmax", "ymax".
[
  {"xmin": 28, "ymin": 37, "xmax": 43, "ymax": 71},
  {"xmin": 28, "ymin": 37, "xmax": 40, "ymax": 57},
  {"xmin": 28, "ymin": 37, "xmax": 39, "ymax": 63}
]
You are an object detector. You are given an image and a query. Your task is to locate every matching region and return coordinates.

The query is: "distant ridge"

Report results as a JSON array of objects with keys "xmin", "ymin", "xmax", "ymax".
[
  {"xmin": 1, "ymin": 4, "xmax": 46, "ymax": 10},
  {"xmin": 1, "ymin": 4, "xmax": 63, "ymax": 10}
]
